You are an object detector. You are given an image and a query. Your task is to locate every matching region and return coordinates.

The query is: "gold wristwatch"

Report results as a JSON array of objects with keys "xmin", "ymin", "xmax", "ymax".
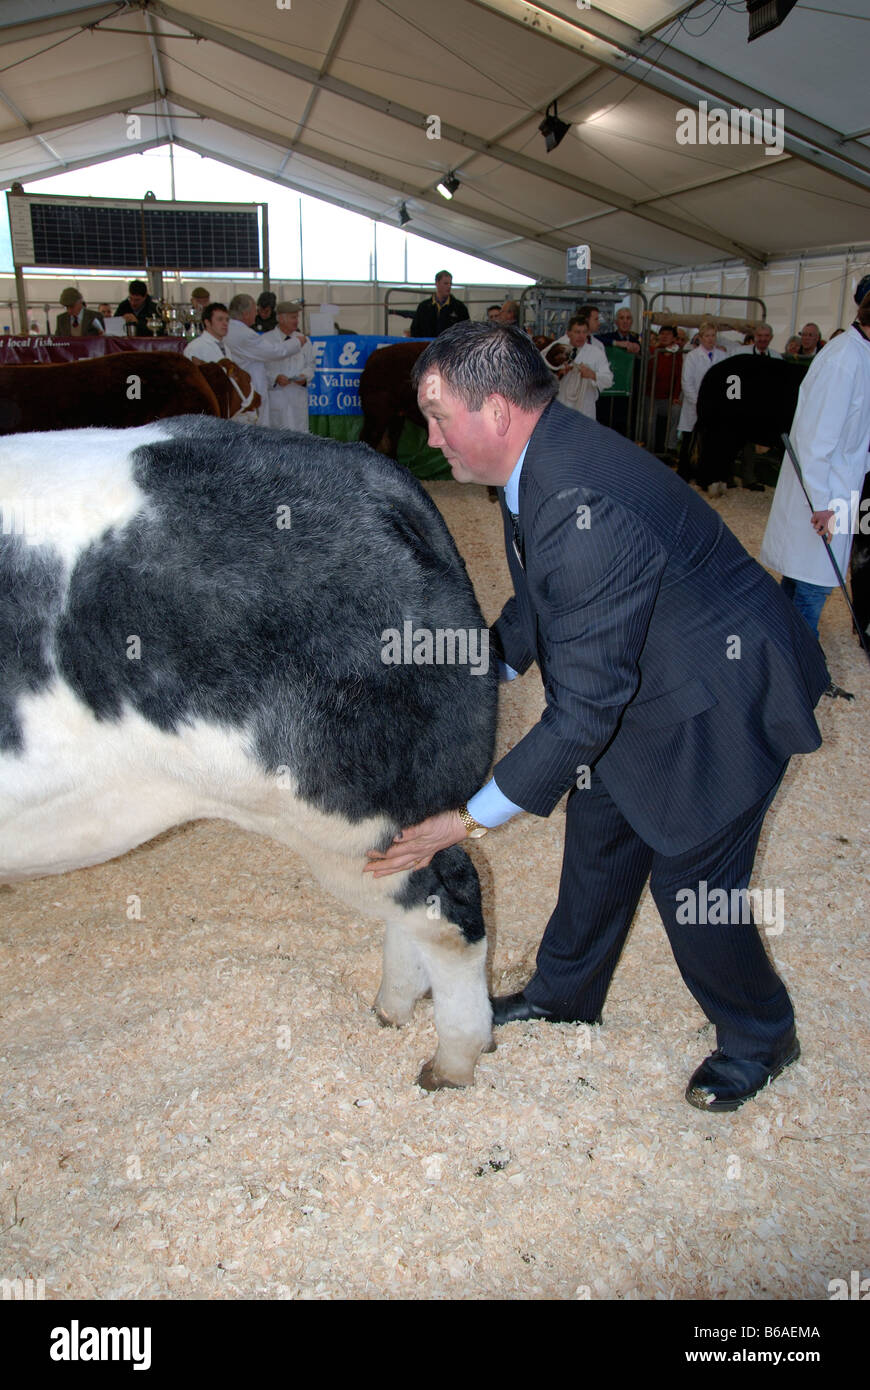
[{"xmin": 458, "ymin": 804, "xmax": 489, "ymax": 839}]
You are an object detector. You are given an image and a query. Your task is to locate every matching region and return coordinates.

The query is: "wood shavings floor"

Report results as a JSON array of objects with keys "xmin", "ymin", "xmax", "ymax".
[{"xmin": 1, "ymin": 478, "xmax": 867, "ymax": 1301}]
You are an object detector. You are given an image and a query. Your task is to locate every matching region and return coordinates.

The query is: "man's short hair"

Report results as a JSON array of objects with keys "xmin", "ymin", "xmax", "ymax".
[
  {"xmin": 257, "ymin": 291, "xmax": 276, "ymax": 309},
  {"xmin": 657, "ymin": 324, "xmax": 676, "ymax": 337},
  {"xmin": 229, "ymin": 293, "xmax": 254, "ymax": 318},
  {"xmin": 129, "ymin": 280, "xmax": 148, "ymax": 296},
  {"xmin": 568, "ymin": 314, "xmax": 589, "ymax": 331},
  {"xmin": 487, "ymin": 304, "xmax": 501, "ymax": 315},
  {"xmin": 411, "ymin": 321, "xmax": 557, "ymax": 412},
  {"xmin": 754, "ymin": 321, "xmax": 773, "ymax": 335},
  {"xmin": 202, "ymin": 302, "xmax": 227, "ymax": 324},
  {"xmin": 802, "ymin": 321, "xmax": 820, "ymax": 334},
  {"xmin": 435, "ymin": 270, "xmax": 451, "ymax": 282},
  {"xmin": 578, "ymin": 302, "xmax": 599, "ymax": 316}
]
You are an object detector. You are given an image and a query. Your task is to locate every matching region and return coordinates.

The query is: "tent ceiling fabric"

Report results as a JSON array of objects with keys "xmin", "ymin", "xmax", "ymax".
[{"xmin": 0, "ymin": 0, "xmax": 867, "ymax": 281}]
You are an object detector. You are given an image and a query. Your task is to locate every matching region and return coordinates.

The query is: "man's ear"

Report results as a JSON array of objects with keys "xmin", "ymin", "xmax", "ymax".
[{"xmin": 486, "ymin": 392, "xmax": 512, "ymax": 437}]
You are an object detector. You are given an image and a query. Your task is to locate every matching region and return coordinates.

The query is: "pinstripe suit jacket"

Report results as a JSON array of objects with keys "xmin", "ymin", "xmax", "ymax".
[{"xmin": 491, "ymin": 401, "xmax": 828, "ymax": 854}]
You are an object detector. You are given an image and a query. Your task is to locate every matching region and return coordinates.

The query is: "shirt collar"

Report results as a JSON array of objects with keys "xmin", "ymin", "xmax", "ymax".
[{"xmin": 504, "ymin": 441, "xmax": 529, "ymax": 514}]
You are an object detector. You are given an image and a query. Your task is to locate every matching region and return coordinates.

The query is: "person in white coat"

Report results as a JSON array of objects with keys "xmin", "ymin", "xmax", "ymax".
[
  {"xmin": 261, "ymin": 301, "xmax": 315, "ymax": 431},
  {"xmin": 760, "ymin": 298, "xmax": 870, "ymax": 643},
  {"xmin": 677, "ymin": 321, "xmax": 728, "ymax": 488},
  {"xmin": 183, "ymin": 302, "xmax": 235, "ymax": 365},
  {"xmin": 542, "ymin": 316, "xmax": 613, "ymax": 420},
  {"xmin": 224, "ymin": 293, "xmax": 292, "ymax": 427}
]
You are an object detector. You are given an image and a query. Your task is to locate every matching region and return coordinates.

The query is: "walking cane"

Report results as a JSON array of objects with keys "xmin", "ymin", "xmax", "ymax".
[{"xmin": 781, "ymin": 431, "xmax": 870, "ymax": 662}]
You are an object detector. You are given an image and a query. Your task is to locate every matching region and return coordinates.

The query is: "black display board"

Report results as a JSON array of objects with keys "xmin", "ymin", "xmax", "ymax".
[{"xmin": 8, "ymin": 195, "xmax": 261, "ymax": 271}]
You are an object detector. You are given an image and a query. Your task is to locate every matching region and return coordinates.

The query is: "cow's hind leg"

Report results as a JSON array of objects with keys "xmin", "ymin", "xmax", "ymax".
[{"xmin": 385, "ymin": 845, "xmax": 493, "ymax": 1090}]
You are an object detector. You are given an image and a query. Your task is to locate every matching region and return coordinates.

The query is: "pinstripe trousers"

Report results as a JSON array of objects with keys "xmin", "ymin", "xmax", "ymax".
[{"xmin": 524, "ymin": 765, "xmax": 794, "ymax": 1060}]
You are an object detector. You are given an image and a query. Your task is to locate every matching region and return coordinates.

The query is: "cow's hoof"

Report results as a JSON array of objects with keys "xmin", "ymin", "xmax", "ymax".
[
  {"xmin": 416, "ymin": 1060, "xmax": 465, "ymax": 1092},
  {"xmin": 483, "ymin": 1037, "xmax": 497, "ymax": 1054},
  {"xmin": 373, "ymin": 1006, "xmax": 403, "ymax": 1029}
]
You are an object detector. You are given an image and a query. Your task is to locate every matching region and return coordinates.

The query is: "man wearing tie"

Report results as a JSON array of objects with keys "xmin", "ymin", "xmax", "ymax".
[
  {"xmin": 365, "ymin": 322, "xmax": 829, "ymax": 1113},
  {"xmin": 261, "ymin": 301, "xmax": 315, "ymax": 432},
  {"xmin": 55, "ymin": 287, "xmax": 104, "ymax": 337}
]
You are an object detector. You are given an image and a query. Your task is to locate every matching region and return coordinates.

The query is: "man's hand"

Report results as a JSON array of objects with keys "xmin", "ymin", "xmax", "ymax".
[
  {"xmin": 364, "ymin": 810, "xmax": 467, "ymax": 878},
  {"xmin": 275, "ymin": 374, "xmax": 291, "ymax": 387},
  {"xmin": 578, "ymin": 364, "xmax": 596, "ymax": 379},
  {"xmin": 123, "ymin": 313, "xmax": 138, "ymax": 324},
  {"xmin": 297, "ymin": 334, "xmax": 308, "ymax": 346},
  {"xmin": 614, "ymin": 340, "xmax": 640, "ymax": 354},
  {"xmin": 811, "ymin": 508, "xmax": 836, "ymax": 538}
]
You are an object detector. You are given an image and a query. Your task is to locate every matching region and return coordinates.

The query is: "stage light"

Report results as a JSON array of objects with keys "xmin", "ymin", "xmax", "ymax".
[
  {"xmin": 539, "ymin": 101, "xmax": 571, "ymax": 153},
  {"xmin": 436, "ymin": 172, "xmax": 460, "ymax": 199},
  {"xmin": 398, "ymin": 202, "xmax": 411, "ymax": 226},
  {"xmin": 747, "ymin": 0, "xmax": 798, "ymax": 42}
]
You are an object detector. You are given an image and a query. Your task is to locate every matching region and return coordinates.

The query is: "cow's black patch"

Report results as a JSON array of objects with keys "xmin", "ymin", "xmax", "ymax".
[
  {"xmin": 54, "ymin": 418, "xmax": 497, "ymax": 827},
  {"xmin": 0, "ymin": 534, "xmax": 63, "ymax": 751},
  {"xmin": 394, "ymin": 845, "xmax": 485, "ymax": 943}
]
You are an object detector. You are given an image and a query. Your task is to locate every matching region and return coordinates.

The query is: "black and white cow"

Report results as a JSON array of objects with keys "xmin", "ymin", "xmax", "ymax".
[{"xmin": 0, "ymin": 418, "xmax": 498, "ymax": 1088}]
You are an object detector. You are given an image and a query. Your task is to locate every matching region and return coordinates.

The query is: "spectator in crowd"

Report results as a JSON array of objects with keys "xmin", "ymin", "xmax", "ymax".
[
  {"xmin": 409, "ymin": 271, "xmax": 469, "ymax": 337},
  {"xmin": 829, "ymin": 328, "xmax": 845, "ymax": 340},
  {"xmin": 486, "ymin": 305, "xmax": 502, "ymax": 321},
  {"xmin": 730, "ymin": 322, "xmax": 780, "ymax": 359},
  {"xmin": 262, "ymin": 300, "xmax": 315, "ymax": 432},
  {"xmin": 760, "ymin": 292, "xmax": 870, "ymax": 663},
  {"xmin": 542, "ymin": 314, "xmax": 613, "ymax": 420},
  {"xmin": 190, "ymin": 286, "xmax": 210, "ymax": 322},
  {"xmin": 642, "ymin": 323, "xmax": 682, "ymax": 457},
  {"xmin": 255, "ymin": 291, "xmax": 278, "ymax": 334},
  {"xmin": 798, "ymin": 322, "xmax": 825, "ymax": 357},
  {"xmin": 578, "ymin": 303, "xmax": 602, "ymax": 339},
  {"xmin": 784, "ymin": 335, "xmax": 802, "ymax": 356},
  {"xmin": 598, "ymin": 307, "xmax": 641, "ymax": 436},
  {"xmin": 183, "ymin": 302, "xmax": 234, "ymax": 364},
  {"xmin": 677, "ymin": 320, "xmax": 728, "ymax": 490},
  {"xmin": 55, "ymin": 287, "xmax": 104, "ymax": 337},
  {"xmin": 225, "ymin": 293, "xmax": 294, "ymax": 427},
  {"xmin": 116, "ymin": 279, "xmax": 160, "ymax": 336},
  {"xmin": 497, "ymin": 300, "xmax": 521, "ymax": 326},
  {"xmin": 598, "ymin": 307, "xmax": 641, "ymax": 355},
  {"xmin": 96, "ymin": 302, "xmax": 114, "ymax": 321},
  {"xmin": 676, "ymin": 328, "xmax": 689, "ymax": 352}
]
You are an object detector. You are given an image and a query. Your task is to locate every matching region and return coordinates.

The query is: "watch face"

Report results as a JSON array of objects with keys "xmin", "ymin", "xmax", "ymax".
[{"xmin": 469, "ymin": 825, "xmax": 488, "ymax": 838}]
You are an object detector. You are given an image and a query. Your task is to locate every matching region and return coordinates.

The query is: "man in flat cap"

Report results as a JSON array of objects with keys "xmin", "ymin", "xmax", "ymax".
[
  {"xmin": 55, "ymin": 288, "xmax": 104, "ymax": 337},
  {"xmin": 261, "ymin": 301, "xmax": 315, "ymax": 431}
]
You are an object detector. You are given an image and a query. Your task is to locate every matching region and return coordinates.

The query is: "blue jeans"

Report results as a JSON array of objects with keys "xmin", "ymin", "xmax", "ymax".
[{"xmin": 780, "ymin": 576, "xmax": 832, "ymax": 637}]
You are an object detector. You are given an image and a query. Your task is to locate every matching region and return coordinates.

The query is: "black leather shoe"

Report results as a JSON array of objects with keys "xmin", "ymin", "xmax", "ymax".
[
  {"xmin": 685, "ymin": 1030, "xmax": 800, "ymax": 1112},
  {"xmin": 490, "ymin": 990, "xmax": 601, "ymax": 1027}
]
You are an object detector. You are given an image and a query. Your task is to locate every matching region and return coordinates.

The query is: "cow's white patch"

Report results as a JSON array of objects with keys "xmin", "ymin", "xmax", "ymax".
[
  {"xmin": 0, "ymin": 424, "xmax": 166, "ymax": 569},
  {"xmin": 0, "ymin": 679, "xmax": 393, "ymax": 890}
]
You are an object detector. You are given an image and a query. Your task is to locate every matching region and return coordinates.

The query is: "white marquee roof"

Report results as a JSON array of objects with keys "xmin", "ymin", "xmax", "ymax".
[{"xmin": 1, "ymin": 0, "xmax": 867, "ymax": 281}]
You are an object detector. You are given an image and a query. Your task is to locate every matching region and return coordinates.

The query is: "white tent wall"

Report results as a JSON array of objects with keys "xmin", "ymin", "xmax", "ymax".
[
  {"xmin": 642, "ymin": 248, "xmax": 870, "ymax": 344},
  {"xmin": 0, "ymin": 277, "xmax": 522, "ymax": 336}
]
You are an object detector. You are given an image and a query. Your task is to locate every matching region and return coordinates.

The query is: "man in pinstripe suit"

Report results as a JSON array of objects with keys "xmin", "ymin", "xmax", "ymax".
[{"xmin": 366, "ymin": 323, "xmax": 829, "ymax": 1112}]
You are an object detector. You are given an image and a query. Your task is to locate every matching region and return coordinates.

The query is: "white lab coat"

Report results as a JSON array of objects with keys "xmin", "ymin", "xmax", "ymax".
[
  {"xmin": 261, "ymin": 328, "xmax": 315, "ymax": 431},
  {"xmin": 544, "ymin": 335, "xmax": 613, "ymax": 419},
  {"xmin": 677, "ymin": 344, "xmax": 728, "ymax": 434},
  {"xmin": 760, "ymin": 325, "xmax": 870, "ymax": 586},
  {"xmin": 224, "ymin": 319, "xmax": 289, "ymax": 427},
  {"xmin": 183, "ymin": 330, "xmax": 236, "ymax": 365}
]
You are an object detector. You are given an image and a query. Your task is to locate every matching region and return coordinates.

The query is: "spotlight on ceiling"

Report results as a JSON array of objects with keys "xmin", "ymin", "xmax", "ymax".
[
  {"xmin": 539, "ymin": 101, "xmax": 571, "ymax": 154},
  {"xmin": 746, "ymin": 0, "xmax": 798, "ymax": 42},
  {"xmin": 436, "ymin": 172, "xmax": 460, "ymax": 200},
  {"xmin": 398, "ymin": 202, "xmax": 411, "ymax": 226}
]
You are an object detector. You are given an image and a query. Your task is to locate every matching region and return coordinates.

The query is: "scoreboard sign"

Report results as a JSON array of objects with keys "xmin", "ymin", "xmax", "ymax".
[{"xmin": 7, "ymin": 193, "xmax": 262, "ymax": 271}]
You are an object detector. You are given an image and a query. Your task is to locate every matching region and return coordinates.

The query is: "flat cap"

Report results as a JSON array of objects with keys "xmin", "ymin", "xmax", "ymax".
[
  {"xmin": 276, "ymin": 300, "xmax": 302, "ymax": 314},
  {"xmin": 59, "ymin": 287, "xmax": 83, "ymax": 307}
]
